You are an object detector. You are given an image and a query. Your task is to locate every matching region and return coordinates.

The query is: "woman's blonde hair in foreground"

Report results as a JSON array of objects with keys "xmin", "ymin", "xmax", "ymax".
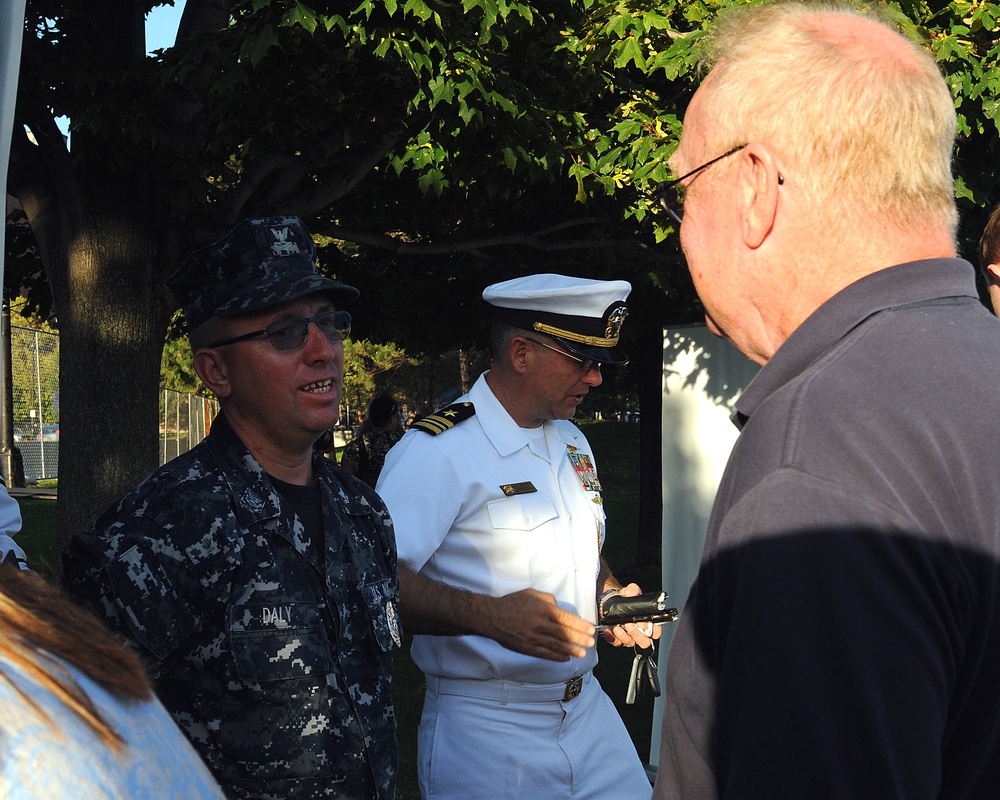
[{"xmin": 0, "ymin": 567, "xmax": 151, "ymax": 750}]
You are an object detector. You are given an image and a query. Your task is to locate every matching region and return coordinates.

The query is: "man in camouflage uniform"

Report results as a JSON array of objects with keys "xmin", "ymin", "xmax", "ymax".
[{"xmin": 63, "ymin": 217, "xmax": 400, "ymax": 800}]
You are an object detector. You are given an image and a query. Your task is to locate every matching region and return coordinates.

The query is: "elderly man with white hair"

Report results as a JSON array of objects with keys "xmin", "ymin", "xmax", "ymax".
[{"xmin": 652, "ymin": 3, "xmax": 1000, "ymax": 798}]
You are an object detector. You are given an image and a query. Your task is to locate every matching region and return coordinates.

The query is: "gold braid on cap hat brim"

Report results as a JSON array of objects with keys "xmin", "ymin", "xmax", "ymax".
[{"xmin": 533, "ymin": 322, "xmax": 619, "ymax": 347}]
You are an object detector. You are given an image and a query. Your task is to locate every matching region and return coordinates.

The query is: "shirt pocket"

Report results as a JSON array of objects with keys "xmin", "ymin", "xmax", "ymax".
[
  {"xmin": 485, "ymin": 493, "xmax": 559, "ymax": 580},
  {"xmin": 228, "ymin": 601, "xmax": 334, "ymax": 682},
  {"xmin": 222, "ymin": 602, "xmax": 343, "ymax": 782}
]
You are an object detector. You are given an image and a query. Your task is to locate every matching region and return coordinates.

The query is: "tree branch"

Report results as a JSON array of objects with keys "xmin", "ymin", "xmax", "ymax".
[
  {"xmin": 255, "ymin": 130, "xmax": 406, "ymax": 217},
  {"xmin": 175, "ymin": 0, "xmax": 234, "ymax": 43},
  {"xmin": 157, "ymin": 0, "xmax": 237, "ymax": 158},
  {"xmin": 312, "ymin": 220, "xmax": 665, "ymax": 260},
  {"xmin": 219, "ymin": 125, "xmax": 405, "ymax": 221},
  {"xmin": 215, "ymin": 147, "xmax": 301, "ymax": 224}
]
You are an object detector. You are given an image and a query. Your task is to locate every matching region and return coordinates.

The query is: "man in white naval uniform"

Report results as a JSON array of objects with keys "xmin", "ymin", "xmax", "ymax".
[{"xmin": 377, "ymin": 274, "xmax": 657, "ymax": 799}]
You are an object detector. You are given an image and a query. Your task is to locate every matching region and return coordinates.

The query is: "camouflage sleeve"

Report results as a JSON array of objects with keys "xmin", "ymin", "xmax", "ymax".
[
  {"xmin": 360, "ymin": 479, "xmax": 398, "ymax": 578},
  {"xmin": 62, "ymin": 518, "xmax": 227, "ymax": 666},
  {"xmin": 363, "ymin": 484, "xmax": 401, "ymax": 649},
  {"xmin": 335, "ymin": 463, "xmax": 397, "ymax": 575}
]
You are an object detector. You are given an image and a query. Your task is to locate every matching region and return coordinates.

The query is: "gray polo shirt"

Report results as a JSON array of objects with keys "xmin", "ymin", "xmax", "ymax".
[{"xmin": 655, "ymin": 258, "xmax": 1000, "ymax": 799}]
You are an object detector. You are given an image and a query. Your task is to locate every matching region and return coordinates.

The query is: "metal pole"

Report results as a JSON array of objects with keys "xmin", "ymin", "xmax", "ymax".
[
  {"xmin": 34, "ymin": 328, "xmax": 44, "ymax": 478},
  {"xmin": 161, "ymin": 389, "xmax": 166, "ymax": 465},
  {"xmin": 174, "ymin": 390, "xmax": 179, "ymax": 458}
]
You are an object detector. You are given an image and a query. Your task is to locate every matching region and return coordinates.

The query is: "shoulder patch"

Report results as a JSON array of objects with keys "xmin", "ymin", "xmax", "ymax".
[{"xmin": 412, "ymin": 402, "xmax": 476, "ymax": 435}]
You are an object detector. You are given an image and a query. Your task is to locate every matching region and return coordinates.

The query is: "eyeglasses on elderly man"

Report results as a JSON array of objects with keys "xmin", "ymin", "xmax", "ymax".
[{"xmin": 653, "ymin": 143, "xmax": 787, "ymax": 223}]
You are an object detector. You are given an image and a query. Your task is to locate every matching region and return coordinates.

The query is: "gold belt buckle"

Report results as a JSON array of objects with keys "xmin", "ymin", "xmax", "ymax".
[{"xmin": 563, "ymin": 675, "xmax": 584, "ymax": 702}]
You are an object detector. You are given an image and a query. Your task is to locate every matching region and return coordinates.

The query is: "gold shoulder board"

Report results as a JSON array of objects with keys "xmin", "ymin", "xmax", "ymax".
[{"xmin": 412, "ymin": 402, "xmax": 476, "ymax": 435}]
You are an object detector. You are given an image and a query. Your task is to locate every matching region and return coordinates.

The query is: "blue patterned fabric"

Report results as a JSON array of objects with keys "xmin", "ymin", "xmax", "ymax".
[{"xmin": 0, "ymin": 651, "xmax": 225, "ymax": 799}]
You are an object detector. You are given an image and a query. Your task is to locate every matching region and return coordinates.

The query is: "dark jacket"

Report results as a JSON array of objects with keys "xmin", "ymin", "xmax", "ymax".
[{"xmin": 63, "ymin": 414, "xmax": 400, "ymax": 800}]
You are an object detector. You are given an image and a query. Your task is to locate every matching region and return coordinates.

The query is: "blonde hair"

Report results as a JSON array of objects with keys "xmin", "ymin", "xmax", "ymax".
[
  {"xmin": 0, "ymin": 569, "xmax": 151, "ymax": 750},
  {"xmin": 697, "ymin": 1, "xmax": 957, "ymax": 235}
]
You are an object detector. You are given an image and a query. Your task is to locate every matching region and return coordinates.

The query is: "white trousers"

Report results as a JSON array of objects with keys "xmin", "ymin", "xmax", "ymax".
[{"xmin": 417, "ymin": 672, "xmax": 653, "ymax": 800}]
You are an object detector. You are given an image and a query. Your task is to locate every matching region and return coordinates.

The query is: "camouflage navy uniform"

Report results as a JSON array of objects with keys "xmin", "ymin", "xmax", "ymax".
[{"xmin": 63, "ymin": 413, "xmax": 400, "ymax": 800}]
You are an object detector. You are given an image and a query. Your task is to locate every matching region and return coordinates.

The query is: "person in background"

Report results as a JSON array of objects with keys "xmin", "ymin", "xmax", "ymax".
[
  {"xmin": 63, "ymin": 216, "xmax": 400, "ymax": 800},
  {"xmin": 651, "ymin": 3, "xmax": 1000, "ymax": 798},
  {"xmin": 340, "ymin": 395, "xmax": 404, "ymax": 487},
  {"xmin": 377, "ymin": 273, "xmax": 657, "ymax": 799},
  {"xmin": 979, "ymin": 202, "xmax": 1000, "ymax": 314},
  {"xmin": 0, "ymin": 566, "xmax": 225, "ymax": 799}
]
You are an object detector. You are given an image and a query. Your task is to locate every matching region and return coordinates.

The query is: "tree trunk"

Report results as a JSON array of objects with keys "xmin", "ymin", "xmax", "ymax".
[
  {"xmin": 11, "ymin": 4, "xmax": 188, "ymax": 556},
  {"xmin": 53, "ymin": 215, "xmax": 175, "ymax": 552}
]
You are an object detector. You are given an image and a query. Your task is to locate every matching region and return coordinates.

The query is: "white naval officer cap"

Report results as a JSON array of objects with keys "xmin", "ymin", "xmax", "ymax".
[{"xmin": 482, "ymin": 274, "xmax": 631, "ymax": 366}]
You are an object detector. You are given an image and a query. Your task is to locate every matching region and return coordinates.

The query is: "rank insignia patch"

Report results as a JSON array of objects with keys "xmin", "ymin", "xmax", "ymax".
[
  {"xmin": 241, "ymin": 488, "xmax": 266, "ymax": 512},
  {"xmin": 412, "ymin": 402, "xmax": 476, "ymax": 435}
]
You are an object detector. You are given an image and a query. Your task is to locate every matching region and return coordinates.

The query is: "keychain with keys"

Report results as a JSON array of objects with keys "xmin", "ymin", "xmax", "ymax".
[{"xmin": 626, "ymin": 643, "xmax": 661, "ymax": 705}]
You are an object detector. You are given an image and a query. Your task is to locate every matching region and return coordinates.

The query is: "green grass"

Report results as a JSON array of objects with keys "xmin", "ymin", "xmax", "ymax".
[
  {"xmin": 17, "ymin": 421, "xmax": 655, "ymax": 799},
  {"xmin": 16, "ymin": 496, "xmax": 60, "ymax": 583}
]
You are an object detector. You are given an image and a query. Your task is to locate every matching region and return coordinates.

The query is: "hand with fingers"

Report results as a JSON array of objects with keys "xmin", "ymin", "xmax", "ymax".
[
  {"xmin": 484, "ymin": 588, "xmax": 596, "ymax": 662},
  {"xmin": 599, "ymin": 583, "xmax": 666, "ymax": 650}
]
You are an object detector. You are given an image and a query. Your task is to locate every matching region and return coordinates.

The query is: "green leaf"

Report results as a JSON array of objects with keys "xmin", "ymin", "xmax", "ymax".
[
  {"xmin": 954, "ymin": 175, "xmax": 975, "ymax": 202},
  {"xmin": 614, "ymin": 36, "xmax": 646, "ymax": 70},
  {"xmin": 243, "ymin": 25, "xmax": 280, "ymax": 67},
  {"xmin": 417, "ymin": 167, "xmax": 448, "ymax": 194},
  {"xmin": 403, "ymin": 0, "xmax": 434, "ymax": 22},
  {"xmin": 284, "ymin": 2, "xmax": 319, "ymax": 34}
]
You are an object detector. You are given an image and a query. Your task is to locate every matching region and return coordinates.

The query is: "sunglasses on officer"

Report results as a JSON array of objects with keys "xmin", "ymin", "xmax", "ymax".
[{"xmin": 524, "ymin": 337, "xmax": 601, "ymax": 374}]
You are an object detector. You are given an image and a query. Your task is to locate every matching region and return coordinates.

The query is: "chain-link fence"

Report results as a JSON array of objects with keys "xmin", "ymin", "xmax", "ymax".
[
  {"xmin": 160, "ymin": 389, "xmax": 218, "ymax": 465},
  {"xmin": 8, "ymin": 324, "xmax": 218, "ymax": 483}
]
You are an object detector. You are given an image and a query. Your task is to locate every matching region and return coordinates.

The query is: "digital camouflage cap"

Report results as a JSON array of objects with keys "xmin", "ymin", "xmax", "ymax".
[{"xmin": 168, "ymin": 216, "xmax": 359, "ymax": 331}]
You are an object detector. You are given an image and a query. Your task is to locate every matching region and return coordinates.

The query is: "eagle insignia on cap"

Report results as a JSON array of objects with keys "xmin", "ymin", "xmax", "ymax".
[
  {"xmin": 604, "ymin": 304, "xmax": 628, "ymax": 341},
  {"xmin": 269, "ymin": 226, "xmax": 302, "ymax": 257}
]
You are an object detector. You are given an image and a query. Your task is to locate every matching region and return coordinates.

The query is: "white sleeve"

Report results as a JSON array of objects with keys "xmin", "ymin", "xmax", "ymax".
[
  {"xmin": 0, "ymin": 483, "xmax": 26, "ymax": 569},
  {"xmin": 377, "ymin": 431, "xmax": 464, "ymax": 571}
]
